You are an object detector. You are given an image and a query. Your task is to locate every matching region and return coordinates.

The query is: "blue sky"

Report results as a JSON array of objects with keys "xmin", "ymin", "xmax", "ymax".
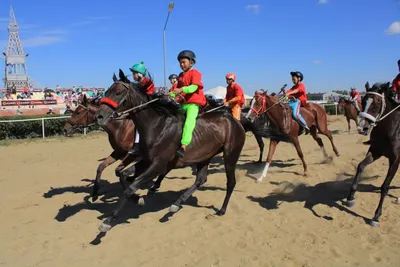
[{"xmin": 0, "ymin": 0, "xmax": 399, "ymax": 94}]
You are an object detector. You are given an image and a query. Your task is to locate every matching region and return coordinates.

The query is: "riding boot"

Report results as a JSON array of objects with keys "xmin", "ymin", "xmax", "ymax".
[
  {"xmin": 128, "ymin": 143, "xmax": 140, "ymax": 155},
  {"xmin": 176, "ymin": 145, "xmax": 186, "ymax": 158},
  {"xmin": 304, "ymin": 126, "xmax": 310, "ymax": 135}
]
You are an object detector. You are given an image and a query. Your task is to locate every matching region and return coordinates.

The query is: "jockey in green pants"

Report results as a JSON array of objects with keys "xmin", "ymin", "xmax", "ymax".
[{"xmin": 170, "ymin": 50, "xmax": 206, "ymax": 157}]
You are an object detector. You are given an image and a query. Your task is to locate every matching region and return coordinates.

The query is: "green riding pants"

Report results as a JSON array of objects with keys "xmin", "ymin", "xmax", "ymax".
[{"xmin": 181, "ymin": 103, "xmax": 200, "ymax": 146}]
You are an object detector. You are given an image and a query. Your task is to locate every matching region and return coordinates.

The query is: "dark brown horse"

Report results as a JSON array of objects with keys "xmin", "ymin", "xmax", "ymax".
[
  {"xmin": 246, "ymin": 89, "xmax": 340, "ymax": 183},
  {"xmin": 62, "ymin": 95, "xmax": 136, "ymax": 201},
  {"xmin": 95, "ymin": 69, "xmax": 248, "ymax": 232},
  {"xmin": 346, "ymin": 82, "xmax": 400, "ymax": 227},
  {"xmin": 338, "ymin": 97, "xmax": 359, "ymax": 133}
]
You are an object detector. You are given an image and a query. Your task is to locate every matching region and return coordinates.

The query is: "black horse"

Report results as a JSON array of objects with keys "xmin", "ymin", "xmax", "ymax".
[
  {"xmin": 346, "ymin": 81, "xmax": 400, "ymax": 227},
  {"xmin": 95, "ymin": 70, "xmax": 247, "ymax": 232}
]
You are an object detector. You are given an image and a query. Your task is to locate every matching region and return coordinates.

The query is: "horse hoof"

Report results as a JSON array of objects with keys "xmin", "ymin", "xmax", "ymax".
[
  {"xmin": 303, "ymin": 172, "xmax": 308, "ymax": 177},
  {"xmin": 346, "ymin": 199, "xmax": 356, "ymax": 208},
  {"xmin": 393, "ymin": 198, "xmax": 400, "ymax": 204},
  {"xmin": 98, "ymin": 222, "xmax": 112, "ymax": 233},
  {"xmin": 91, "ymin": 195, "xmax": 98, "ymax": 202},
  {"xmin": 336, "ymin": 153, "xmax": 340, "ymax": 157},
  {"xmin": 369, "ymin": 220, "xmax": 380, "ymax": 228},
  {"xmin": 169, "ymin": 204, "xmax": 180, "ymax": 213},
  {"xmin": 138, "ymin": 197, "xmax": 145, "ymax": 206},
  {"xmin": 216, "ymin": 210, "xmax": 226, "ymax": 216},
  {"xmin": 255, "ymin": 177, "xmax": 264, "ymax": 184}
]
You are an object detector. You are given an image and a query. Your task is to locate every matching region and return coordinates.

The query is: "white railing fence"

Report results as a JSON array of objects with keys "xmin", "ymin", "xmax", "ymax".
[{"xmin": 0, "ymin": 116, "xmax": 91, "ymax": 139}]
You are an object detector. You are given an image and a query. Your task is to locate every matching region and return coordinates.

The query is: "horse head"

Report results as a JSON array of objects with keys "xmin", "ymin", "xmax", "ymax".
[
  {"xmin": 357, "ymin": 81, "xmax": 391, "ymax": 135},
  {"xmin": 63, "ymin": 95, "xmax": 98, "ymax": 136},
  {"xmin": 246, "ymin": 89, "xmax": 268, "ymax": 122},
  {"xmin": 95, "ymin": 69, "xmax": 149, "ymax": 127}
]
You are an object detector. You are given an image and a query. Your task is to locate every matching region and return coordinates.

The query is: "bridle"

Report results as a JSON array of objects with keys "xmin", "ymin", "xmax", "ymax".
[
  {"xmin": 358, "ymin": 91, "xmax": 400, "ymax": 130},
  {"xmin": 66, "ymin": 103, "xmax": 96, "ymax": 128},
  {"xmin": 99, "ymin": 81, "xmax": 159, "ymax": 119}
]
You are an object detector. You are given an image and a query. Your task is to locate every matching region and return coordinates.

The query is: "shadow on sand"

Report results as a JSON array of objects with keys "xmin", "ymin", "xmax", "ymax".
[
  {"xmin": 43, "ymin": 178, "xmax": 229, "ymax": 245},
  {"xmin": 247, "ymin": 175, "xmax": 400, "ymax": 222}
]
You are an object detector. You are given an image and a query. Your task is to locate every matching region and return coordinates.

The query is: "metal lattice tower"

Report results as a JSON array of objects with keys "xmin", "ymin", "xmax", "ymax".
[{"xmin": 2, "ymin": 5, "xmax": 30, "ymax": 89}]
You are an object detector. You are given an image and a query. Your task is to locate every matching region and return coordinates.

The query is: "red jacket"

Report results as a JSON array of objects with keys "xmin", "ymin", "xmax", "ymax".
[
  {"xmin": 287, "ymin": 83, "xmax": 307, "ymax": 106},
  {"xmin": 350, "ymin": 90, "xmax": 360, "ymax": 100},
  {"xmin": 141, "ymin": 77, "xmax": 155, "ymax": 95},
  {"xmin": 226, "ymin": 83, "xmax": 245, "ymax": 107},
  {"xmin": 177, "ymin": 69, "xmax": 206, "ymax": 106},
  {"xmin": 392, "ymin": 74, "xmax": 400, "ymax": 100}
]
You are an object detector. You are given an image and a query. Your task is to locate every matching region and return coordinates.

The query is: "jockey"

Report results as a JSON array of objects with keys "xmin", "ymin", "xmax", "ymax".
[
  {"xmin": 285, "ymin": 71, "xmax": 310, "ymax": 134},
  {"xmin": 168, "ymin": 74, "xmax": 178, "ymax": 91},
  {"xmin": 224, "ymin": 73, "xmax": 245, "ymax": 120},
  {"xmin": 171, "ymin": 50, "xmax": 206, "ymax": 157},
  {"xmin": 169, "ymin": 74, "xmax": 185, "ymax": 103},
  {"xmin": 391, "ymin": 59, "xmax": 400, "ymax": 101},
  {"xmin": 128, "ymin": 61, "xmax": 156, "ymax": 156},
  {"xmin": 349, "ymin": 87, "xmax": 361, "ymax": 113}
]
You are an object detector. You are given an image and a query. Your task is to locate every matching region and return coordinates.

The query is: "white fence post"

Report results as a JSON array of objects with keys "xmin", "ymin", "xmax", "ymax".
[
  {"xmin": 42, "ymin": 118, "xmax": 45, "ymax": 138},
  {"xmin": 84, "ymin": 127, "xmax": 87, "ymax": 135}
]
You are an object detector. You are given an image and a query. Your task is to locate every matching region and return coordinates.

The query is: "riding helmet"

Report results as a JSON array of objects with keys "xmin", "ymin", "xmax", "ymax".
[
  {"xmin": 177, "ymin": 50, "xmax": 196, "ymax": 64},
  {"xmin": 290, "ymin": 71, "xmax": 304, "ymax": 81},
  {"xmin": 226, "ymin": 73, "xmax": 237, "ymax": 81},
  {"xmin": 168, "ymin": 74, "xmax": 178, "ymax": 80},
  {"xmin": 130, "ymin": 62, "xmax": 147, "ymax": 76}
]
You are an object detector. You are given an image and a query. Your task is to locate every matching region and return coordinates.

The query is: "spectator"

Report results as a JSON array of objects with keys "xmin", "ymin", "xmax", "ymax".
[
  {"xmin": 46, "ymin": 108, "xmax": 55, "ymax": 114},
  {"xmin": 64, "ymin": 105, "xmax": 73, "ymax": 115},
  {"xmin": 16, "ymin": 106, "xmax": 23, "ymax": 115}
]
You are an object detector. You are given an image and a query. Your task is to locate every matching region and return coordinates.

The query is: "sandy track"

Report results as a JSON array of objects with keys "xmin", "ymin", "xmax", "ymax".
[{"xmin": 1, "ymin": 116, "xmax": 399, "ymax": 267}]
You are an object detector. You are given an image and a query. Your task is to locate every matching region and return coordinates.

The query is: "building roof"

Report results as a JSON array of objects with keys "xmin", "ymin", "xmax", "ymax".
[{"xmin": 205, "ymin": 86, "xmax": 253, "ymax": 99}]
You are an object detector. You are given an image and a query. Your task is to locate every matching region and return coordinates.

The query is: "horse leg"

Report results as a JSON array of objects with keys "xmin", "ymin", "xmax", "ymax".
[
  {"xmin": 316, "ymin": 118, "xmax": 340, "ymax": 157},
  {"xmin": 119, "ymin": 160, "xmax": 147, "ymax": 190},
  {"xmin": 115, "ymin": 153, "xmax": 137, "ymax": 178},
  {"xmin": 254, "ymin": 134, "xmax": 264, "ymax": 163},
  {"xmin": 92, "ymin": 151, "xmax": 119, "ymax": 202},
  {"xmin": 291, "ymin": 137, "xmax": 308, "ymax": 176},
  {"xmin": 370, "ymin": 157, "xmax": 400, "ymax": 227},
  {"xmin": 99, "ymin": 162, "xmax": 162, "ymax": 232},
  {"xmin": 347, "ymin": 117, "xmax": 351, "ymax": 134},
  {"xmin": 169, "ymin": 162, "xmax": 209, "ymax": 213},
  {"xmin": 310, "ymin": 126, "xmax": 329, "ymax": 160},
  {"xmin": 148, "ymin": 174, "xmax": 167, "ymax": 195},
  {"xmin": 257, "ymin": 139, "xmax": 279, "ymax": 183},
  {"xmin": 346, "ymin": 148, "xmax": 382, "ymax": 207}
]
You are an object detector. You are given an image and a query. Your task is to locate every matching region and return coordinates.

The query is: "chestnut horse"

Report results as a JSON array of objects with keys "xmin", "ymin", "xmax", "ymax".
[
  {"xmin": 346, "ymin": 82, "xmax": 400, "ymax": 227},
  {"xmin": 246, "ymin": 89, "xmax": 340, "ymax": 183},
  {"xmin": 63, "ymin": 95, "xmax": 137, "ymax": 201},
  {"xmin": 95, "ymin": 69, "xmax": 248, "ymax": 232},
  {"xmin": 338, "ymin": 97, "xmax": 359, "ymax": 133}
]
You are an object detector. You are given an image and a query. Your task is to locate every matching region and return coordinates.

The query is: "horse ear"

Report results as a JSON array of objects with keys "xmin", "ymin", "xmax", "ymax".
[
  {"xmin": 113, "ymin": 73, "xmax": 117, "ymax": 82},
  {"xmin": 365, "ymin": 82, "xmax": 370, "ymax": 91},
  {"xmin": 264, "ymin": 89, "xmax": 268, "ymax": 95},
  {"xmin": 83, "ymin": 94, "xmax": 88, "ymax": 105},
  {"xmin": 119, "ymin": 69, "xmax": 125, "ymax": 81}
]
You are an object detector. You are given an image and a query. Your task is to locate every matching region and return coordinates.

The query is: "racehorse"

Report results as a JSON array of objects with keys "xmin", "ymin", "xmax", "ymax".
[
  {"xmin": 246, "ymin": 89, "xmax": 340, "ymax": 183},
  {"xmin": 95, "ymin": 69, "xmax": 247, "ymax": 232},
  {"xmin": 346, "ymin": 81, "xmax": 400, "ymax": 227},
  {"xmin": 62, "ymin": 95, "xmax": 137, "ymax": 201},
  {"xmin": 338, "ymin": 97, "xmax": 359, "ymax": 134}
]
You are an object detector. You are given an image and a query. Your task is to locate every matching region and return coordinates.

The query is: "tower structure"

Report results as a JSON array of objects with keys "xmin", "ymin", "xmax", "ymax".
[{"xmin": 2, "ymin": 5, "xmax": 30, "ymax": 89}]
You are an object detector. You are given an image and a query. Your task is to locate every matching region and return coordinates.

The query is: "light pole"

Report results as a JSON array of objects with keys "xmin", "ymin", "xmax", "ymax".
[{"xmin": 163, "ymin": 1, "xmax": 174, "ymax": 92}]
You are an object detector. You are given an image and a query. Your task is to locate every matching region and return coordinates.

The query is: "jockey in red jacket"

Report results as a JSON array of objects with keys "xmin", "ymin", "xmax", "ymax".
[
  {"xmin": 349, "ymin": 87, "xmax": 361, "ymax": 114},
  {"xmin": 392, "ymin": 59, "xmax": 400, "ymax": 101}
]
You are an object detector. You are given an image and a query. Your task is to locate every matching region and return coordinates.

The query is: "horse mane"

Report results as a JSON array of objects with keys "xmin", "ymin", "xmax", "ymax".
[{"xmin": 117, "ymin": 70, "xmax": 181, "ymax": 118}]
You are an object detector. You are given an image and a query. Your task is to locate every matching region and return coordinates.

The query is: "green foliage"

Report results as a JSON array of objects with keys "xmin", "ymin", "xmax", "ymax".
[
  {"xmin": 0, "ymin": 114, "xmax": 68, "ymax": 139},
  {"xmin": 324, "ymin": 104, "xmax": 338, "ymax": 115}
]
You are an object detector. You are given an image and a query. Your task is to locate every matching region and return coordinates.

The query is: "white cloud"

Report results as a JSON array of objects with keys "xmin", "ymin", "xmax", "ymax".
[
  {"xmin": 70, "ymin": 16, "xmax": 110, "ymax": 27},
  {"xmin": 42, "ymin": 29, "xmax": 69, "ymax": 35},
  {"xmin": 385, "ymin": 21, "xmax": 400, "ymax": 35},
  {"xmin": 22, "ymin": 36, "xmax": 65, "ymax": 47},
  {"xmin": 318, "ymin": 0, "xmax": 328, "ymax": 3},
  {"xmin": 313, "ymin": 60, "xmax": 323, "ymax": 65},
  {"xmin": 246, "ymin": 4, "xmax": 261, "ymax": 14}
]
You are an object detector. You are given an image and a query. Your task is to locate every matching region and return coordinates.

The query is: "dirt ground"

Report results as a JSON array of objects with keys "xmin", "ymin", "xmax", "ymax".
[{"xmin": 1, "ymin": 116, "xmax": 400, "ymax": 267}]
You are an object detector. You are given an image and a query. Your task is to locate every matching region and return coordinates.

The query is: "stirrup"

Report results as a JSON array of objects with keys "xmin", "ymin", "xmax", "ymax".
[{"xmin": 176, "ymin": 147, "xmax": 185, "ymax": 158}]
